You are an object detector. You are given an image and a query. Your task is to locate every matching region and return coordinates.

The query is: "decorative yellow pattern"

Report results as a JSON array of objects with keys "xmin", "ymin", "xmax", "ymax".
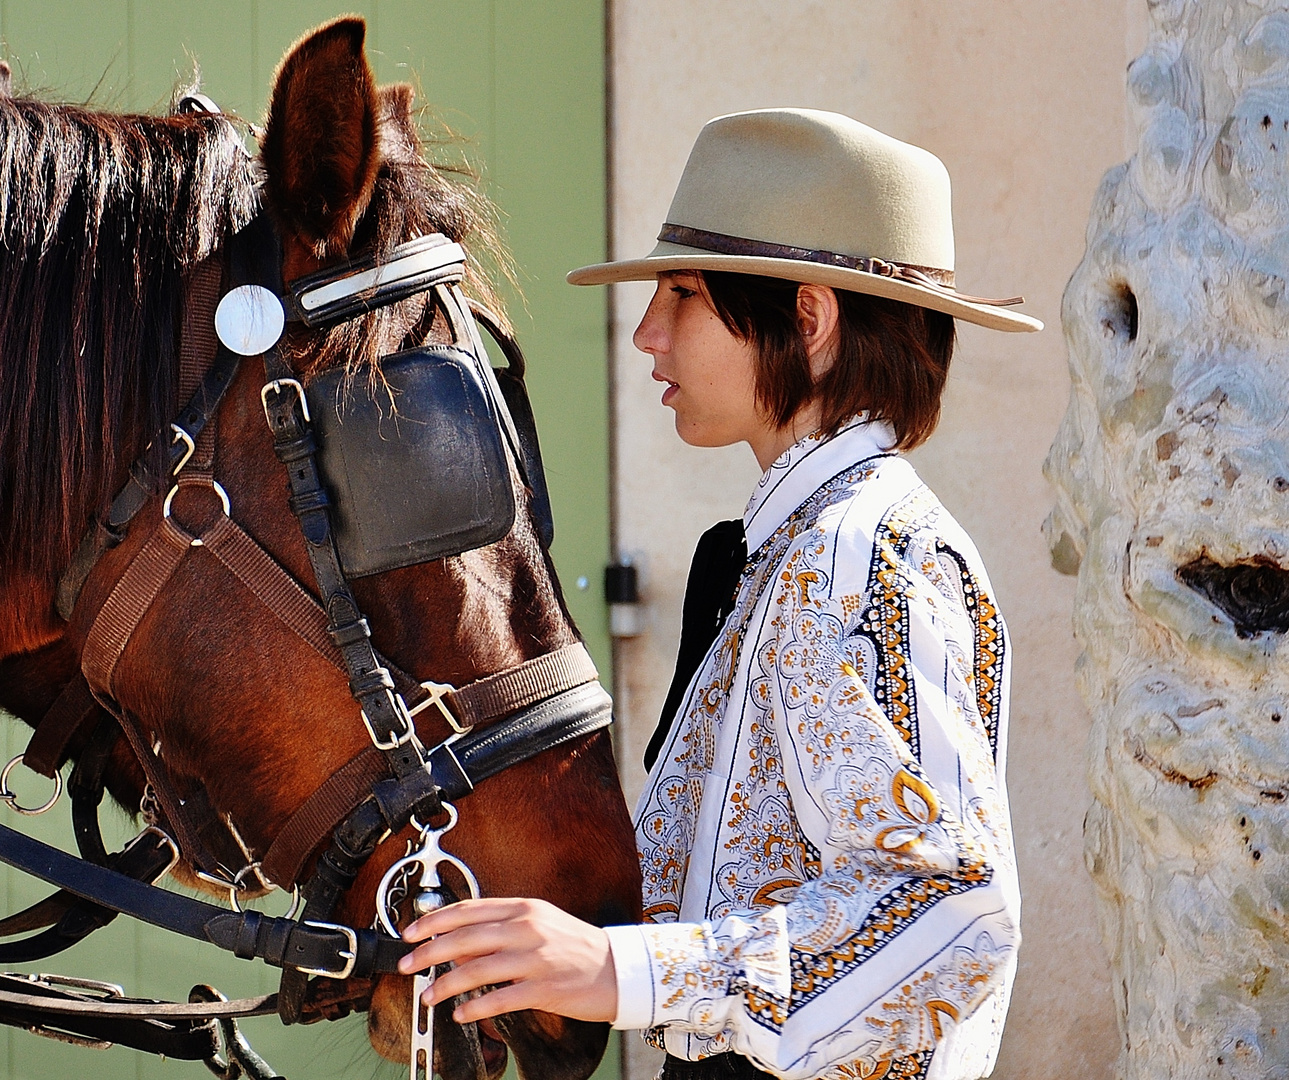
[{"xmin": 624, "ymin": 424, "xmax": 1018, "ymax": 1080}]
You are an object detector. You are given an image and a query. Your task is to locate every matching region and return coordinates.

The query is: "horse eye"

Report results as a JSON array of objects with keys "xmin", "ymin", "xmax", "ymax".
[{"xmin": 1177, "ymin": 555, "xmax": 1289, "ymax": 637}]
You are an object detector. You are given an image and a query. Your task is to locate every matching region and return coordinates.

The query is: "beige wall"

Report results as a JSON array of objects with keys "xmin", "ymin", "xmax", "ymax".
[{"xmin": 607, "ymin": 3, "xmax": 1148, "ymax": 1078}]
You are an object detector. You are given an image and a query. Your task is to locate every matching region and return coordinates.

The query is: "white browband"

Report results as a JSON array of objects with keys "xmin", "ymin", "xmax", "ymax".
[{"xmin": 296, "ymin": 238, "xmax": 467, "ymax": 313}]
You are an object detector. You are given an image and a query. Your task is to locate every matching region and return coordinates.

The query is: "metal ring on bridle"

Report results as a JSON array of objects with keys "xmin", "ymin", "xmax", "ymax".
[
  {"xmin": 163, "ymin": 479, "xmax": 231, "ymax": 522},
  {"xmin": 410, "ymin": 802, "xmax": 459, "ymax": 837},
  {"xmin": 0, "ymin": 756, "xmax": 63, "ymax": 816},
  {"xmin": 226, "ymin": 865, "xmax": 300, "ymax": 918}
]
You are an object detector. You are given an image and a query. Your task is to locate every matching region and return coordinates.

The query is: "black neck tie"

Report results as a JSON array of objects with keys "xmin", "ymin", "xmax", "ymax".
[{"xmin": 645, "ymin": 519, "xmax": 748, "ymax": 770}]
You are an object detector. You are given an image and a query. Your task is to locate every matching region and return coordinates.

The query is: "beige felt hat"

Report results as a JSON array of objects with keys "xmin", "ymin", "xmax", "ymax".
[{"xmin": 568, "ymin": 108, "xmax": 1041, "ymax": 333}]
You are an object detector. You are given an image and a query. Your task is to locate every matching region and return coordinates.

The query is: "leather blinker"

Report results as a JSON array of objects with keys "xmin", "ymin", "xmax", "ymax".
[{"xmin": 304, "ymin": 345, "xmax": 516, "ymax": 577}]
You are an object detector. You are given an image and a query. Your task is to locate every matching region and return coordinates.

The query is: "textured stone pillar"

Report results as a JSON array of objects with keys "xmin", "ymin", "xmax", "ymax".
[{"xmin": 1046, "ymin": 2, "xmax": 1289, "ymax": 1076}]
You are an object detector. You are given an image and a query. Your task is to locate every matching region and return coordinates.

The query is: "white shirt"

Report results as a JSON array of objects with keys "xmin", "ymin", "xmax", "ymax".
[{"xmin": 605, "ymin": 419, "xmax": 1020, "ymax": 1080}]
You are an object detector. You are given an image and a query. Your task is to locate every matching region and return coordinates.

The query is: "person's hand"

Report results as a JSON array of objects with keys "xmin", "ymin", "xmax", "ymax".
[{"xmin": 397, "ymin": 897, "xmax": 618, "ymax": 1023}]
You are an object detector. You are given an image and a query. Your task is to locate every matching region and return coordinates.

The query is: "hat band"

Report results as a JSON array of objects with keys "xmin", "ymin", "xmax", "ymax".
[{"xmin": 659, "ymin": 224, "xmax": 1024, "ymax": 307}]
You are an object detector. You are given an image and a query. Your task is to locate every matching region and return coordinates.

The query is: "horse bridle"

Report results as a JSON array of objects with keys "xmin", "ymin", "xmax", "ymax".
[{"xmin": 0, "ymin": 170, "xmax": 613, "ymax": 1070}]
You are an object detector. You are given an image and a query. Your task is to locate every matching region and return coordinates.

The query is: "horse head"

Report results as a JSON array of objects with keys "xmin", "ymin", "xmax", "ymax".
[{"xmin": 0, "ymin": 17, "xmax": 640, "ymax": 1079}]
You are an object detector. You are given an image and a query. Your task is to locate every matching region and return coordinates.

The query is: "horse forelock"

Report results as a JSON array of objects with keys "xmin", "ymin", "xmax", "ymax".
[{"xmin": 0, "ymin": 99, "xmax": 258, "ymax": 591}]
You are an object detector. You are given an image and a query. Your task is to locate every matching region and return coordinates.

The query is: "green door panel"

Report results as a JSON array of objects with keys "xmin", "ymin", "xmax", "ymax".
[{"xmin": 0, "ymin": 2, "xmax": 611, "ymax": 1077}]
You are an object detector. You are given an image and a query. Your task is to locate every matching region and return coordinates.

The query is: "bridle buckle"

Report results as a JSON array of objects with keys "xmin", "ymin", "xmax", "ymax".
[
  {"xmin": 409, "ymin": 681, "xmax": 471, "ymax": 734},
  {"xmin": 361, "ymin": 703, "xmax": 418, "ymax": 751},
  {"xmin": 259, "ymin": 378, "xmax": 311, "ymax": 425},
  {"xmin": 295, "ymin": 921, "xmax": 359, "ymax": 979}
]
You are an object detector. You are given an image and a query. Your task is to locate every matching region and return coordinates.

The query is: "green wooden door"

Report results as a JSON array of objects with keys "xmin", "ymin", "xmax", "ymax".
[{"xmin": 0, "ymin": 2, "xmax": 611, "ymax": 1077}]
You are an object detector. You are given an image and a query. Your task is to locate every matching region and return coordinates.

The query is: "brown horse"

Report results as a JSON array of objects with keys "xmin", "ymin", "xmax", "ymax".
[{"xmin": 0, "ymin": 17, "xmax": 640, "ymax": 1079}]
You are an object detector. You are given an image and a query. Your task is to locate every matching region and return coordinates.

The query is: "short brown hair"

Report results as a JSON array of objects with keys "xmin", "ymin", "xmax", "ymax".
[{"xmin": 699, "ymin": 270, "xmax": 956, "ymax": 450}]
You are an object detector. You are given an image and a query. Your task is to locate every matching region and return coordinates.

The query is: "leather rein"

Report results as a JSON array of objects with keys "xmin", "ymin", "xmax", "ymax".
[{"xmin": 0, "ymin": 203, "xmax": 612, "ymax": 1064}]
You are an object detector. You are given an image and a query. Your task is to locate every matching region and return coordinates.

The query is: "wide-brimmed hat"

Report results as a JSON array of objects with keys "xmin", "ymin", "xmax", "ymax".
[{"xmin": 568, "ymin": 108, "xmax": 1041, "ymax": 333}]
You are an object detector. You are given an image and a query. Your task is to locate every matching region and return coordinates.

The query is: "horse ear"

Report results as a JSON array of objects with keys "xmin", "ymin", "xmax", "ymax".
[
  {"xmin": 0, "ymin": 62, "xmax": 12, "ymax": 98},
  {"xmin": 260, "ymin": 17, "xmax": 381, "ymax": 257}
]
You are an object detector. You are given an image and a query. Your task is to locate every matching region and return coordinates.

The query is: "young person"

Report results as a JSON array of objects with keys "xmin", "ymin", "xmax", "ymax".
[{"xmin": 400, "ymin": 108, "xmax": 1041, "ymax": 1080}]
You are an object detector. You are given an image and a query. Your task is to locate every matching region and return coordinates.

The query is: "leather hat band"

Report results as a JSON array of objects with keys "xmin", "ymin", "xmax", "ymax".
[{"xmin": 658, "ymin": 223, "xmax": 1024, "ymax": 308}]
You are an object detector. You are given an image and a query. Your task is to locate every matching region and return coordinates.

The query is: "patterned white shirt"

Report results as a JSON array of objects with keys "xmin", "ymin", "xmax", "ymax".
[{"xmin": 605, "ymin": 419, "xmax": 1020, "ymax": 1080}]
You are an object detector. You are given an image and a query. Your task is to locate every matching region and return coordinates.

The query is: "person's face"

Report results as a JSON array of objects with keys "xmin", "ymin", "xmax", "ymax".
[{"xmin": 632, "ymin": 271, "xmax": 771, "ymax": 451}]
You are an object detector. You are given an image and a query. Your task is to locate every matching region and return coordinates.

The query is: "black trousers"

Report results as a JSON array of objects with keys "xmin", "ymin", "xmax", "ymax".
[
  {"xmin": 660, "ymin": 1052, "xmax": 776, "ymax": 1080},
  {"xmin": 660, "ymin": 1050, "xmax": 935, "ymax": 1080}
]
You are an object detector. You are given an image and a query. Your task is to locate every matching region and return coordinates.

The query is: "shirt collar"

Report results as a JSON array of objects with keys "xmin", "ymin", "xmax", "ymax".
[{"xmin": 743, "ymin": 416, "xmax": 897, "ymax": 552}]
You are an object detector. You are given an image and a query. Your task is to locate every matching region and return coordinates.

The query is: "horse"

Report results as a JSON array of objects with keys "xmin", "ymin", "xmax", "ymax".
[{"xmin": 0, "ymin": 16, "xmax": 641, "ymax": 1079}]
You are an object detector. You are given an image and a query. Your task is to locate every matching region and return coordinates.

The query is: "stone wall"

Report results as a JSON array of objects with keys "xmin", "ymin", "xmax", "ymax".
[{"xmin": 607, "ymin": 3, "xmax": 1146, "ymax": 1077}]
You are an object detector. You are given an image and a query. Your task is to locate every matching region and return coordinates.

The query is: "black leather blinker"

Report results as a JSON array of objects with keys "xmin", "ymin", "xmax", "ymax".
[{"xmin": 305, "ymin": 346, "xmax": 516, "ymax": 577}]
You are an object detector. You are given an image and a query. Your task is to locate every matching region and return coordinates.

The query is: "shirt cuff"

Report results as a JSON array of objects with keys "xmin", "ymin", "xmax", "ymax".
[{"xmin": 604, "ymin": 924, "xmax": 655, "ymax": 1029}]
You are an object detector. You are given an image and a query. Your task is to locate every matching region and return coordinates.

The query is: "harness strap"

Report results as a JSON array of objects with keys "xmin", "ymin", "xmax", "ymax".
[
  {"xmin": 261, "ymin": 679, "xmax": 614, "ymax": 888},
  {"xmin": 202, "ymin": 514, "xmax": 343, "ymax": 667},
  {"xmin": 0, "ymin": 972, "xmax": 358, "ymax": 1061},
  {"xmin": 52, "ymin": 343, "xmax": 240, "ymax": 622},
  {"xmin": 113, "ymin": 706, "xmax": 227, "ymax": 882},
  {"xmin": 179, "ymin": 254, "xmax": 224, "ymax": 472},
  {"xmin": 0, "ymin": 819, "xmax": 412, "ymax": 978},
  {"xmin": 445, "ymin": 642, "xmax": 598, "ymax": 728},
  {"xmin": 262, "ymin": 352, "xmax": 428, "ymax": 782},
  {"xmin": 75, "ymin": 504, "xmax": 239, "ymax": 878},
  {"xmin": 22, "ymin": 675, "xmax": 98, "ymax": 778},
  {"xmin": 0, "ymin": 975, "xmax": 235, "ymax": 1060},
  {"xmin": 260, "ymin": 752, "xmax": 390, "ymax": 887},
  {"xmin": 0, "ymin": 979, "xmax": 276, "ymax": 1021},
  {"xmin": 451, "ymin": 680, "xmax": 614, "ymax": 787},
  {"xmin": 0, "ymin": 829, "xmax": 177, "ymax": 962},
  {"xmin": 1, "ymin": 720, "xmax": 122, "ymax": 938},
  {"xmin": 81, "ymin": 517, "xmax": 192, "ymax": 695}
]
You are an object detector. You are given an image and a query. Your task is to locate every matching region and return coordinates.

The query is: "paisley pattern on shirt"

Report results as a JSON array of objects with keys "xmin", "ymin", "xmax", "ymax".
[
  {"xmin": 931, "ymin": 542, "xmax": 1005, "ymax": 760},
  {"xmin": 621, "ymin": 423, "xmax": 1019, "ymax": 1080}
]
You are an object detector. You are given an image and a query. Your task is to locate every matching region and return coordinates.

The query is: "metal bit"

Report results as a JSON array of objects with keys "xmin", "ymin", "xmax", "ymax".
[
  {"xmin": 375, "ymin": 803, "xmax": 481, "ymax": 939},
  {"xmin": 372, "ymin": 804, "xmax": 482, "ymax": 1080},
  {"xmin": 411, "ymin": 970, "xmax": 434, "ymax": 1080}
]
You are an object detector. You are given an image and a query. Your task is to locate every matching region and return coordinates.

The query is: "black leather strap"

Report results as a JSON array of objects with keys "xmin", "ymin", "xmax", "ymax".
[
  {"xmin": 0, "ymin": 830, "xmax": 177, "ymax": 963},
  {"xmin": 261, "ymin": 353, "xmax": 427, "ymax": 782},
  {"xmin": 281, "ymin": 233, "xmax": 466, "ymax": 328},
  {"xmin": 450, "ymin": 680, "xmax": 613, "ymax": 794},
  {"xmin": 0, "ymin": 820, "xmax": 412, "ymax": 978}
]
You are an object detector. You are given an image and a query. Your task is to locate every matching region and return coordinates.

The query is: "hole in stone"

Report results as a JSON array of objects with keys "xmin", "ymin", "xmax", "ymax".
[
  {"xmin": 1177, "ymin": 555, "xmax": 1289, "ymax": 636},
  {"xmin": 1263, "ymin": 115, "xmax": 1273, "ymax": 129},
  {"xmin": 1098, "ymin": 281, "xmax": 1139, "ymax": 343},
  {"xmin": 1274, "ymin": 477, "xmax": 1289, "ymax": 492},
  {"xmin": 1275, "ymin": 713, "xmax": 1283, "ymax": 723}
]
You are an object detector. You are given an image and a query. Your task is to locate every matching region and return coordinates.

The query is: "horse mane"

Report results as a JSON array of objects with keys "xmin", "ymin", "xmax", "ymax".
[
  {"xmin": 0, "ymin": 90, "xmax": 508, "ymax": 594},
  {"xmin": 0, "ymin": 100, "xmax": 257, "ymax": 585}
]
